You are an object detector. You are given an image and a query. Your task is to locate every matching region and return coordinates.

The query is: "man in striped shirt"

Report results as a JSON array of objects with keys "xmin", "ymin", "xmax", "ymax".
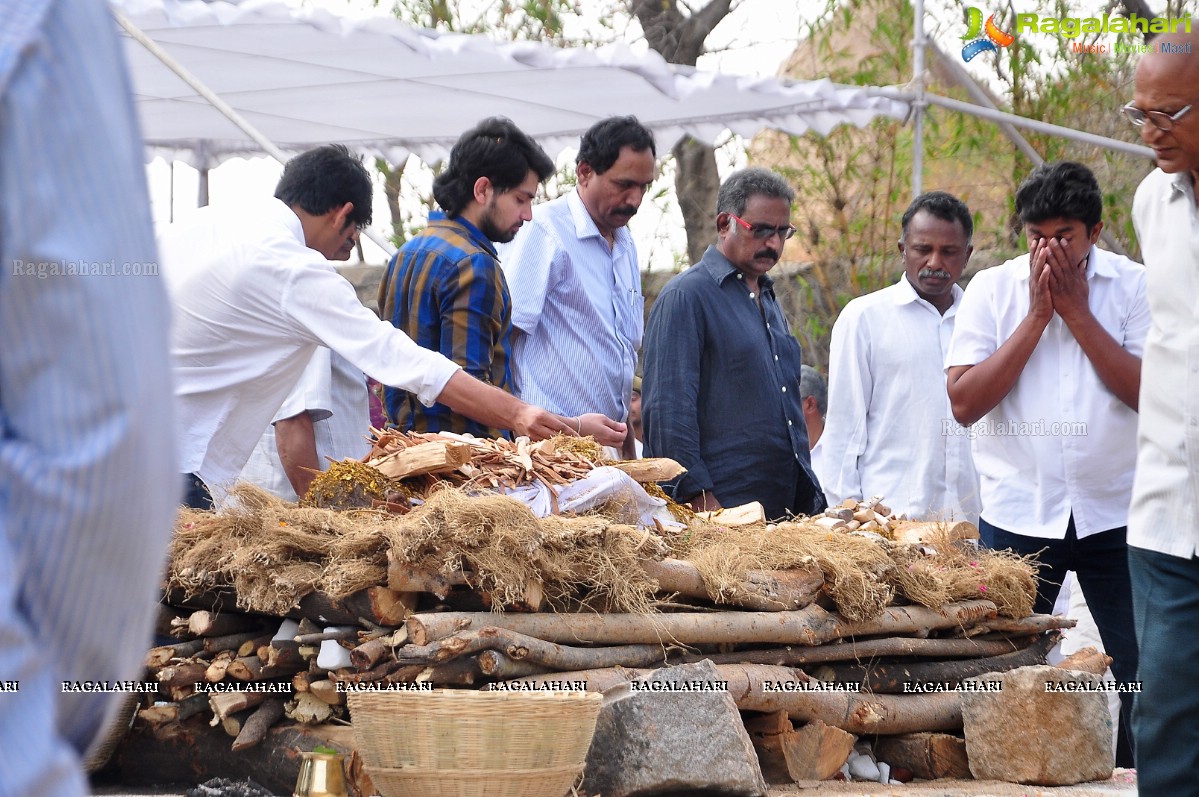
[
  {"xmin": 502, "ymin": 117, "xmax": 657, "ymax": 459},
  {"xmin": 380, "ymin": 118, "xmax": 555, "ymax": 437}
]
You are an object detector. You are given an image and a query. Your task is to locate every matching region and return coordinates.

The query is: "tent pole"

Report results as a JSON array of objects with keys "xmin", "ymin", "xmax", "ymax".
[
  {"xmin": 911, "ymin": 0, "xmax": 926, "ymax": 198},
  {"xmin": 115, "ymin": 10, "xmax": 397, "ymax": 255}
]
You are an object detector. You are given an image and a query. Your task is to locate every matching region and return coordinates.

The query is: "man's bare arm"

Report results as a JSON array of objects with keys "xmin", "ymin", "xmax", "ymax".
[{"xmin": 275, "ymin": 412, "xmax": 320, "ymax": 498}]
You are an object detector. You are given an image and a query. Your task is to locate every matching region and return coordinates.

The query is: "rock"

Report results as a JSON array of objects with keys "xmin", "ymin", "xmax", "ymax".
[
  {"xmin": 582, "ymin": 660, "xmax": 767, "ymax": 797},
  {"xmin": 960, "ymin": 665, "xmax": 1113, "ymax": 785},
  {"xmin": 847, "ymin": 751, "xmax": 880, "ymax": 781}
]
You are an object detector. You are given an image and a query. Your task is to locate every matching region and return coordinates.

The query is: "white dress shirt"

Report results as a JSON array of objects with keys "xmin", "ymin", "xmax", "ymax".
[
  {"xmin": 819, "ymin": 275, "xmax": 979, "ymax": 522},
  {"xmin": 1129, "ymin": 169, "xmax": 1199, "ymax": 558},
  {"xmin": 239, "ymin": 348, "xmax": 372, "ymax": 502},
  {"xmin": 500, "ymin": 189, "xmax": 643, "ymax": 421},
  {"xmin": 161, "ymin": 198, "xmax": 459, "ymax": 497},
  {"xmin": 946, "ymin": 247, "xmax": 1149, "ymax": 539}
]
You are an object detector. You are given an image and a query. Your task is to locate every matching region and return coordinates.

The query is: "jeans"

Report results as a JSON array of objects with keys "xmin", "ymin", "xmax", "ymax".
[
  {"xmin": 183, "ymin": 472, "xmax": 214, "ymax": 510},
  {"xmin": 1128, "ymin": 546, "xmax": 1199, "ymax": 794},
  {"xmin": 980, "ymin": 515, "xmax": 1137, "ymax": 768}
]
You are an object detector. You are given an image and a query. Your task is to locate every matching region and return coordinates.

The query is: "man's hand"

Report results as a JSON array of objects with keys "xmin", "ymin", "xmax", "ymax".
[
  {"xmin": 1045, "ymin": 238, "xmax": 1091, "ymax": 326},
  {"xmin": 1027, "ymin": 239, "xmax": 1055, "ymax": 328},
  {"xmin": 274, "ymin": 412, "xmax": 321, "ymax": 498},
  {"xmin": 509, "ymin": 403, "xmax": 576, "ymax": 441},
  {"xmin": 688, "ymin": 490, "xmax": 722, "ymax": 513},
  {"xmin": 578, "ymin": 413, "xmax": 627, "ymax": 447}
]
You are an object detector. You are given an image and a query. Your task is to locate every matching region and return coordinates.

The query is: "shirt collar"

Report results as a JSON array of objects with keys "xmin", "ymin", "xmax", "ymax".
[
  {"xmin": 894, "ymin": 272, "xmax": 963, "ymax": 309},
  {"xmin": 697, "ymin": 245, "xmax": 775, "ymax": 291},
  {"xmin": 429, "ymin": 211, "xmax": 498, "ymax": 256},
  {"xmin": 566, "ymin": 188, "xmax": 633, "ymax": 247},
  {"xmin": 271, "ymin": 197, "xmax": 306, "ymax": 244},
  {"xmin": 1167, "ymin": 170, "xmax": 1198, "ymax": 204}
]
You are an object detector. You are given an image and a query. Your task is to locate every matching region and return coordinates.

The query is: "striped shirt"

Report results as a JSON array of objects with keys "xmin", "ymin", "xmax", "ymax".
[
  {"xmin": 500, "ymin": 189, "xmax": 643, "ymax": 422},
  {"xmin": 379, "ymin": 213, "xmax": 513, "ymax": 437},
  {"xmin": 0, "ymin": 0, "xmax": 178, "ymax": 793}
]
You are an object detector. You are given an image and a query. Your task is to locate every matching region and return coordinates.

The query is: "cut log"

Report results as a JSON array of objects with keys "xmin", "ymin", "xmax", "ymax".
[
  {"xmin": 349, "ymin": 638, "xmax": 392, "ymax": 671},
  {"xmin": 308, "ymin": 678, "xmax": 346, "ymax": 706},
  {"xmin": 187, "ymin": 610, "xmax": 263, "ymax": 638},
  {"xmin": 156, "ymin": 661, "xmax": 208, "ymax": 691},
  {"xmin": 743, "ymin": 710, "xmax": 793, "ymax": 736},
  {"xmin": 225, "ymin": 656, "xmax": 263, "ymax": 682},
  {"xmin": 285, "ymin": 692, "xmax": 334, "ymax": 725},
  {"xmin": 209, "ymin": 691, "xmax": 267, "ymax": 723},
  {"xmin": 407, "ymin": 600, "xmax": 999, "ymax": 647},
  {"xmin": 414, "ymin": 656, "xmax": 485, "ymax": 686},
  {"xmin": 231, "ymin": 697, "xmax": 286, "ymax": 752},
  {"xmin": 1056, "ymin": 645, "xmax": 1113, "ymax": 675},
  {"xmin": 146, "ymin": 639, "xmax": 205, "ymax": 670},
  {"xmin": 608, "ymin": 457, "xmax": 686, "ymax": 482},
  {"xmin": 386, "ymin": 552, "xmax": 468, "ymax": 599},
  {"xmin": 889, "ymin": 520, "xmax": 980, "ymax": 545},
  {"xmin": 958, "ymin": 614, "xmax": 1076, "ymax": 636},
  {"xmin": 814, "ymin": 632, "xmax": 1058, "ymax": 692},
  {"xmin": 779, "ymin": 720, "xmax": 856, "ymax": 781},
  {"xmin": 476, "ymin": 651, "xmax": 552, "ymax": 679},
  {"xmin": 369, "ymin": 440, "xmax": 472, "ymax": 479},
  {"xmin": 293, "ymin": 671, "xmax": 312, "ymax": 693},
  {"xmin": 221, "ymin": 708, "xmax": 252, "ymax": 738},
  {"xmin": 136, "ymin": 693, "xmax": 210, "ymax": 730},
  {"xmin": 294, "ymin": 628, "xmax": 361, "ymax": 646},
  {"xmin": 642, "ymin": 558, "xmax": 823, "ymax": 611},
  {"xmin": 237, "ymin": 634, "xmax": 273, "ymax": 658},
  {"xmin": 874, "ymin": 732, "xmax": 971, "ymax": 780},
  {"xmin": 696, "ymin": 501, "xmax": 766, "ymax": 526},
  {"xmin": 750, "ymin": 731, "xmax": 793, "ymax": 785},
  {"xmin": 395, "ymin": 627, "xmax": 669, "ymax": 671},
  {"xmin": 205, "ymin": 650, "xmax": 237, "ymax": 682},
  {"xmin": 683, "ymin": 634, "xmax": 1040, "ymax": 667},
  {"xmin": 204, "ymin": 631, "xmax": 270, "ymax": 657},
  {"xmin": 297, "ymin": 587, "xmax": 415, "ymax": 627}
]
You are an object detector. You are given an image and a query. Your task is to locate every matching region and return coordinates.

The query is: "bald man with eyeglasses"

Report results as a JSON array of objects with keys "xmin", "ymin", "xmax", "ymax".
[
  {"xmin": 1124, "ymin": 30, "xmax": 1199, "ymax": 795},
  {"xmin": 642, "ymin": 167, "xmax": 825, "ymax": 520}
]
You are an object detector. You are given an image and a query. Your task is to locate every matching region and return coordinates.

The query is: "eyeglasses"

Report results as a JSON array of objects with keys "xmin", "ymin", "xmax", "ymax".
[
  {"xmin": 729, "ymin": 213, "xmax": 796, "ymax": 241},
  {"xmin": 1121, "ymin": 102, "xmax": 1193, "ymax": 132}
]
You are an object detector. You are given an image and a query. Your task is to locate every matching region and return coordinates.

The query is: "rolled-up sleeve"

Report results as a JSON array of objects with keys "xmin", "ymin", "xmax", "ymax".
[{"xmin": 946, "ymin": 271, "xmax": 998, "ymax": 370}]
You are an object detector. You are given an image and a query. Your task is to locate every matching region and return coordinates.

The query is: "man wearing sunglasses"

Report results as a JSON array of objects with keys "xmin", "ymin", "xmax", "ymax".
[
  {"xmin": 818, "ymin": 191, "xmax": 979, "ymax": 524},
  {"xmin": 1124, "ymin": 31, "xmax": 1199, "ymax": 795},
  {"xmin": 642, "ymin": 167, "xmax": 824, "ymax": 520}
]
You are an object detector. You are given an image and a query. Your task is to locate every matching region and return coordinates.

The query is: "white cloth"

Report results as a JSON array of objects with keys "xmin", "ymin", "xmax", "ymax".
[
  {"xmin": 500, "ymin": 189, "xmax": 643, "ymax": 421},
  {"xmin": 946, "ymin": 247, "xmax": 1149, "ymax": 539},
  {"xmin": 818, "ymin": 276, "xmax": 979, "ymax": 522},
  {"xmin": 161, "ymin": 196, "xmax": 460, "ymax": 497},
  {"xmin": 502, "ymin": 467, "xmax": 678, "ymax": 528},
  {"xmin": 0, "ymin": 1, "xmax": 178, "ymax": 793},
  {"xmin": 1129, "ymin": 169, "xmax": 1199, "ymax": 558},
  {"xmin": 239, "ymin": 348, "xmax": 372, "ymax": 502}
]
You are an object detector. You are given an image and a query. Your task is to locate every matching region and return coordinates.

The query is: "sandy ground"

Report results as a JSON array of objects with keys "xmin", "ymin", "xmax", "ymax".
[{"xmin": 92, "ymin": 771, "xmax": 1139, "ymax": 796}]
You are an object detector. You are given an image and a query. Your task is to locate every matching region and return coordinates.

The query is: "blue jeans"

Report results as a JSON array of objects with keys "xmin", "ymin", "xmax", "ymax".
[
  {"xmin": 183, "ymin": 472, "xmax": 214, "ymax": 510},
  {"xmin": 980, "ymin": 516, "xmax": 1137, "ymax": 768},
  {"xmin": 1128, "ymin": 546, "xmax": 1199, "ymax": 794}
]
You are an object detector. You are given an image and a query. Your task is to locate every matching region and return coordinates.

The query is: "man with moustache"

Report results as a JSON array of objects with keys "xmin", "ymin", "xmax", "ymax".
[
  {"xmin": 380, "ymin": 118, "xmax": 555, "ymax": 437},
  {"xmin": 818, "ymin": 192, "xmax": 979, "ymax": 522},
  {"xmin": 502, "ymin": 116, "xmax": 656, "ymax": 458},
  {"xmin": 642, "ymin": 168, "xmax": 824, "ymax": 520},
  {"xmin": 947, "ymin": 161, "xmax": 1147, "ymax": 766},
  {"xmin": 1123, "ymin": 31, "xmax": 1199, "ymax": 793}
]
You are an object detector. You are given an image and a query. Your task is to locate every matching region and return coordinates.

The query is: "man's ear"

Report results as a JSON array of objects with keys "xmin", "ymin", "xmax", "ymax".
[
  {"xmin": 334, "ymin": 201, "xmax": 355, "ymax": 231},
  {"xmin": 716, "ymin": 212, "xmax": 730, "ymax": 234},
  {"xmin": 576, "ymin": 161, "xmax": 594, "ymax": 185},
  {"xmin": 1088, "ymin": 221, "xmax": 1104, "ymax": 245},
  {"xmin": 473, "ymin": 176, "xmax": 493, "ymax": 205}
]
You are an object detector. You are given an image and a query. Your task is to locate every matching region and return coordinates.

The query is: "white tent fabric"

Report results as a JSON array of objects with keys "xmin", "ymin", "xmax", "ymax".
[{"xmin": 112, "ymin": 0, "xmax": 912, "ymax": 167}]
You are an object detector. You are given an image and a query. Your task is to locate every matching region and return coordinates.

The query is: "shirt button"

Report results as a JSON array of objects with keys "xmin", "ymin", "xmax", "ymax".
[
  {"xmin": 774, "ymin": 354, "xmax": 779, "ymax": 361},
  {"xmin": 749, "ymin": 292, "xmax": 756, "ymax": 299},
  {"xmin": 781, "ymin": 386, "xmax": 787, "ymax": 393},
  {"xmin": 737, "ymin": 274, "xmax": 743, "ymax": 279},
  {"xmin": 766, "ymin": 323, "xmax": 771, "ymax": 329},
  {"xmin": 787, "ymin": 419, "xmax": 793, "ymax": 426}
]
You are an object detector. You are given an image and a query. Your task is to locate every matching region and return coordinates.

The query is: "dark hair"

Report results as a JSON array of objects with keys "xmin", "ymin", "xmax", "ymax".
[
  {"xmin": 1015, "ymin": 161, "xmax": 1102, "ymax": 230},
  {"xmin": 715, "ymin": 167, "xmax": 795, "ymax": 216},
  {"xmin": 901, "ymin": 191, "xmax": 973, "ymax": 243},
  {"xmin": 576, "ymin": 116, "xmax": 656, "ymax": 174},
  {"xmin": 433, "ymin": 117, "xmax": 555, "ymax": 217},
  {"xmin": 275, "ymin": 144, "xmax": 373, "ymax": 228}
]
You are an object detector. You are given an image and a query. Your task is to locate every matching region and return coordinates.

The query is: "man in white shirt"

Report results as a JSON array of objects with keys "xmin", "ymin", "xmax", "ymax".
[
  {"xmin": 1124, "ymin": 33, "xmax": 1199, "ymax": 793},
  {"xmin": 818, "ymin": 192, "xmax": 979, "ymax": 522},
  {"xmin": 947, "ymin": 161, "xmax": 1148, "ymax": 767},
  {"xmin": 163, "ymin": 145, "xmax": 624, "ymax": 507},
  {"xmin": 239, "ymin": 349, "xmax": 370, "ymax": 501},
  {"xmin": 502, "ymin": 116, "xmax": 656, "ymax": 459}
]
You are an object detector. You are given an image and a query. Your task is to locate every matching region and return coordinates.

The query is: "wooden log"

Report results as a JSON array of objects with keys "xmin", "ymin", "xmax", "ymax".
[
  {"xmin": 608, "ymin": 457, "xmax": 686, "ymax": 482},
  {"xmin": 285, "ymin": 692, "xmax": 334, "ymax": 725},
  {"xmin": 889, "ymin": 520, "xmax": 980, "ymax": 545},
  {"xmin": 476, "ymin": 651, "xmax": 552, "ymax": 679},
  {"xmin": 205, "ymin": 650, "xmax": 237, "ymax": 682},
  {"xmin": 386, "ymin": 552, "xmax": 468, "ymax": 599},
  {"xmin": 146, "ymin": 639, "xmax": 205, "ymax": 670},
  {"xmin": 958, "ymin": 614, "xmax": 1076, "ymax": 636},
  {"xmin": 298, "ymin": 587, "xmax": 416, "ymax": 627},
  {"xmin": 221, "ymin": 708, "xmax": 252, "ymax": 738},
  {"xmin": 814, "ymin": 631, "xmax": 1058, "ymax": 692},
  {"xmin": 681, "ymin": 634, "xmax": 1039, "ymax": 667},
  {"xmin": 156, "ymin": 661, "xmax": 208, "ymax": 691},
  {"xmin": 350, "ymin": 638, "xmax": 392, "ymax": 671},
  {"xmin": 696, "ymin": 501, "xmax": 766, "ymax": 526},
  {"xmin": 369, "ymin": 440, "xmax": 472, "ymax": 479},
  {"xmin": 238, "ymin": 634, "xmax": 273, "ymax": 658},
  {"xmin": 295, "ymin": 628, "xmax": 361, "ymax": 646},
  {"xmin": 204, "ymin": 630, "xmax": 270, "ymax": 657},
  {"xmin": 874, "ymin": 733, "xmax": 971, "ymax": 780},
  {"xmin": 395, "ymin": 627, "xmax": 668, "ymax": 671},
  {"xmin": 209, "ymin": 691, "xmax": 267, "ymax": 723},
  {"xmin": 293, "ymin": 671, "xmax": 312, "ymax": 693},
  {"xmin": 779, "ymin": 720, "xmax": 856, "ymax": 781},
  {"xmin": 187, "ymin": 610, "xmax": 263, "ymax": 638},
  {"xmin": 642, "ymin": 558, "xmax": 823, "ymax": 611},
  {"xmin": 308, "ymin": 679, "xmax": 346, "ymax": 706},
  {"xmin": 743, "ymin": 710, "xmax": 793, "ymax": 736},
  {"xmin": 263, "ymin": 641, "xmax": 303, "ymax": 671},
  {"xmin": 1057, "ymin": 645, "xmax": 1112, "ymax": 675},
  {"xmin": 225, "ymin": 656, "xmax": 264, "ymax": 682},
  {"xmin": 407, "ymin": 600, "xmax": 999, "ymax": 647},
  {"xmin": 750, "ymin": 731, "xmax": 793, "ymax": 785},
  {"xmin": 231, "ymin": 698, "xmax": 286, "ymax": 751},
  {"xmin": 136, "ymin": 693, "xmax": 210, "ymax": 730},
  {"xmin": 414, "ymin": 656, "xmax": 485, "ymax": 686}
]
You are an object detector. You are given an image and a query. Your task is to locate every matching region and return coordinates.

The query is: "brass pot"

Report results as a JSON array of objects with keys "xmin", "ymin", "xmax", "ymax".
[{"xmin": 293, "ymin": 751, "xmax": 348, "ymax": 797}]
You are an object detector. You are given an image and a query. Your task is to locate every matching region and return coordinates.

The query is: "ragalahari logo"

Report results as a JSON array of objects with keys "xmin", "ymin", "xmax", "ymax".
[{"xmin": 961, "ymin": 8, "xmax": 1015, "ymax": 61}]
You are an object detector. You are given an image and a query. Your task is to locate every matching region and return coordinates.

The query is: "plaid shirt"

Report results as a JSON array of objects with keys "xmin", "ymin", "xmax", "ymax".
[{"xmin": 378, "ymin": 213, "xmax": 513, "ymax": 437}]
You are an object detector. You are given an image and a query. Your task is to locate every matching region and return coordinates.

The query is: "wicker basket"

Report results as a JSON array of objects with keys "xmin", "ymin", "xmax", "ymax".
[{"xmin": 348, "ymin": 689, "xmax": 603, "ymax": 797}]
